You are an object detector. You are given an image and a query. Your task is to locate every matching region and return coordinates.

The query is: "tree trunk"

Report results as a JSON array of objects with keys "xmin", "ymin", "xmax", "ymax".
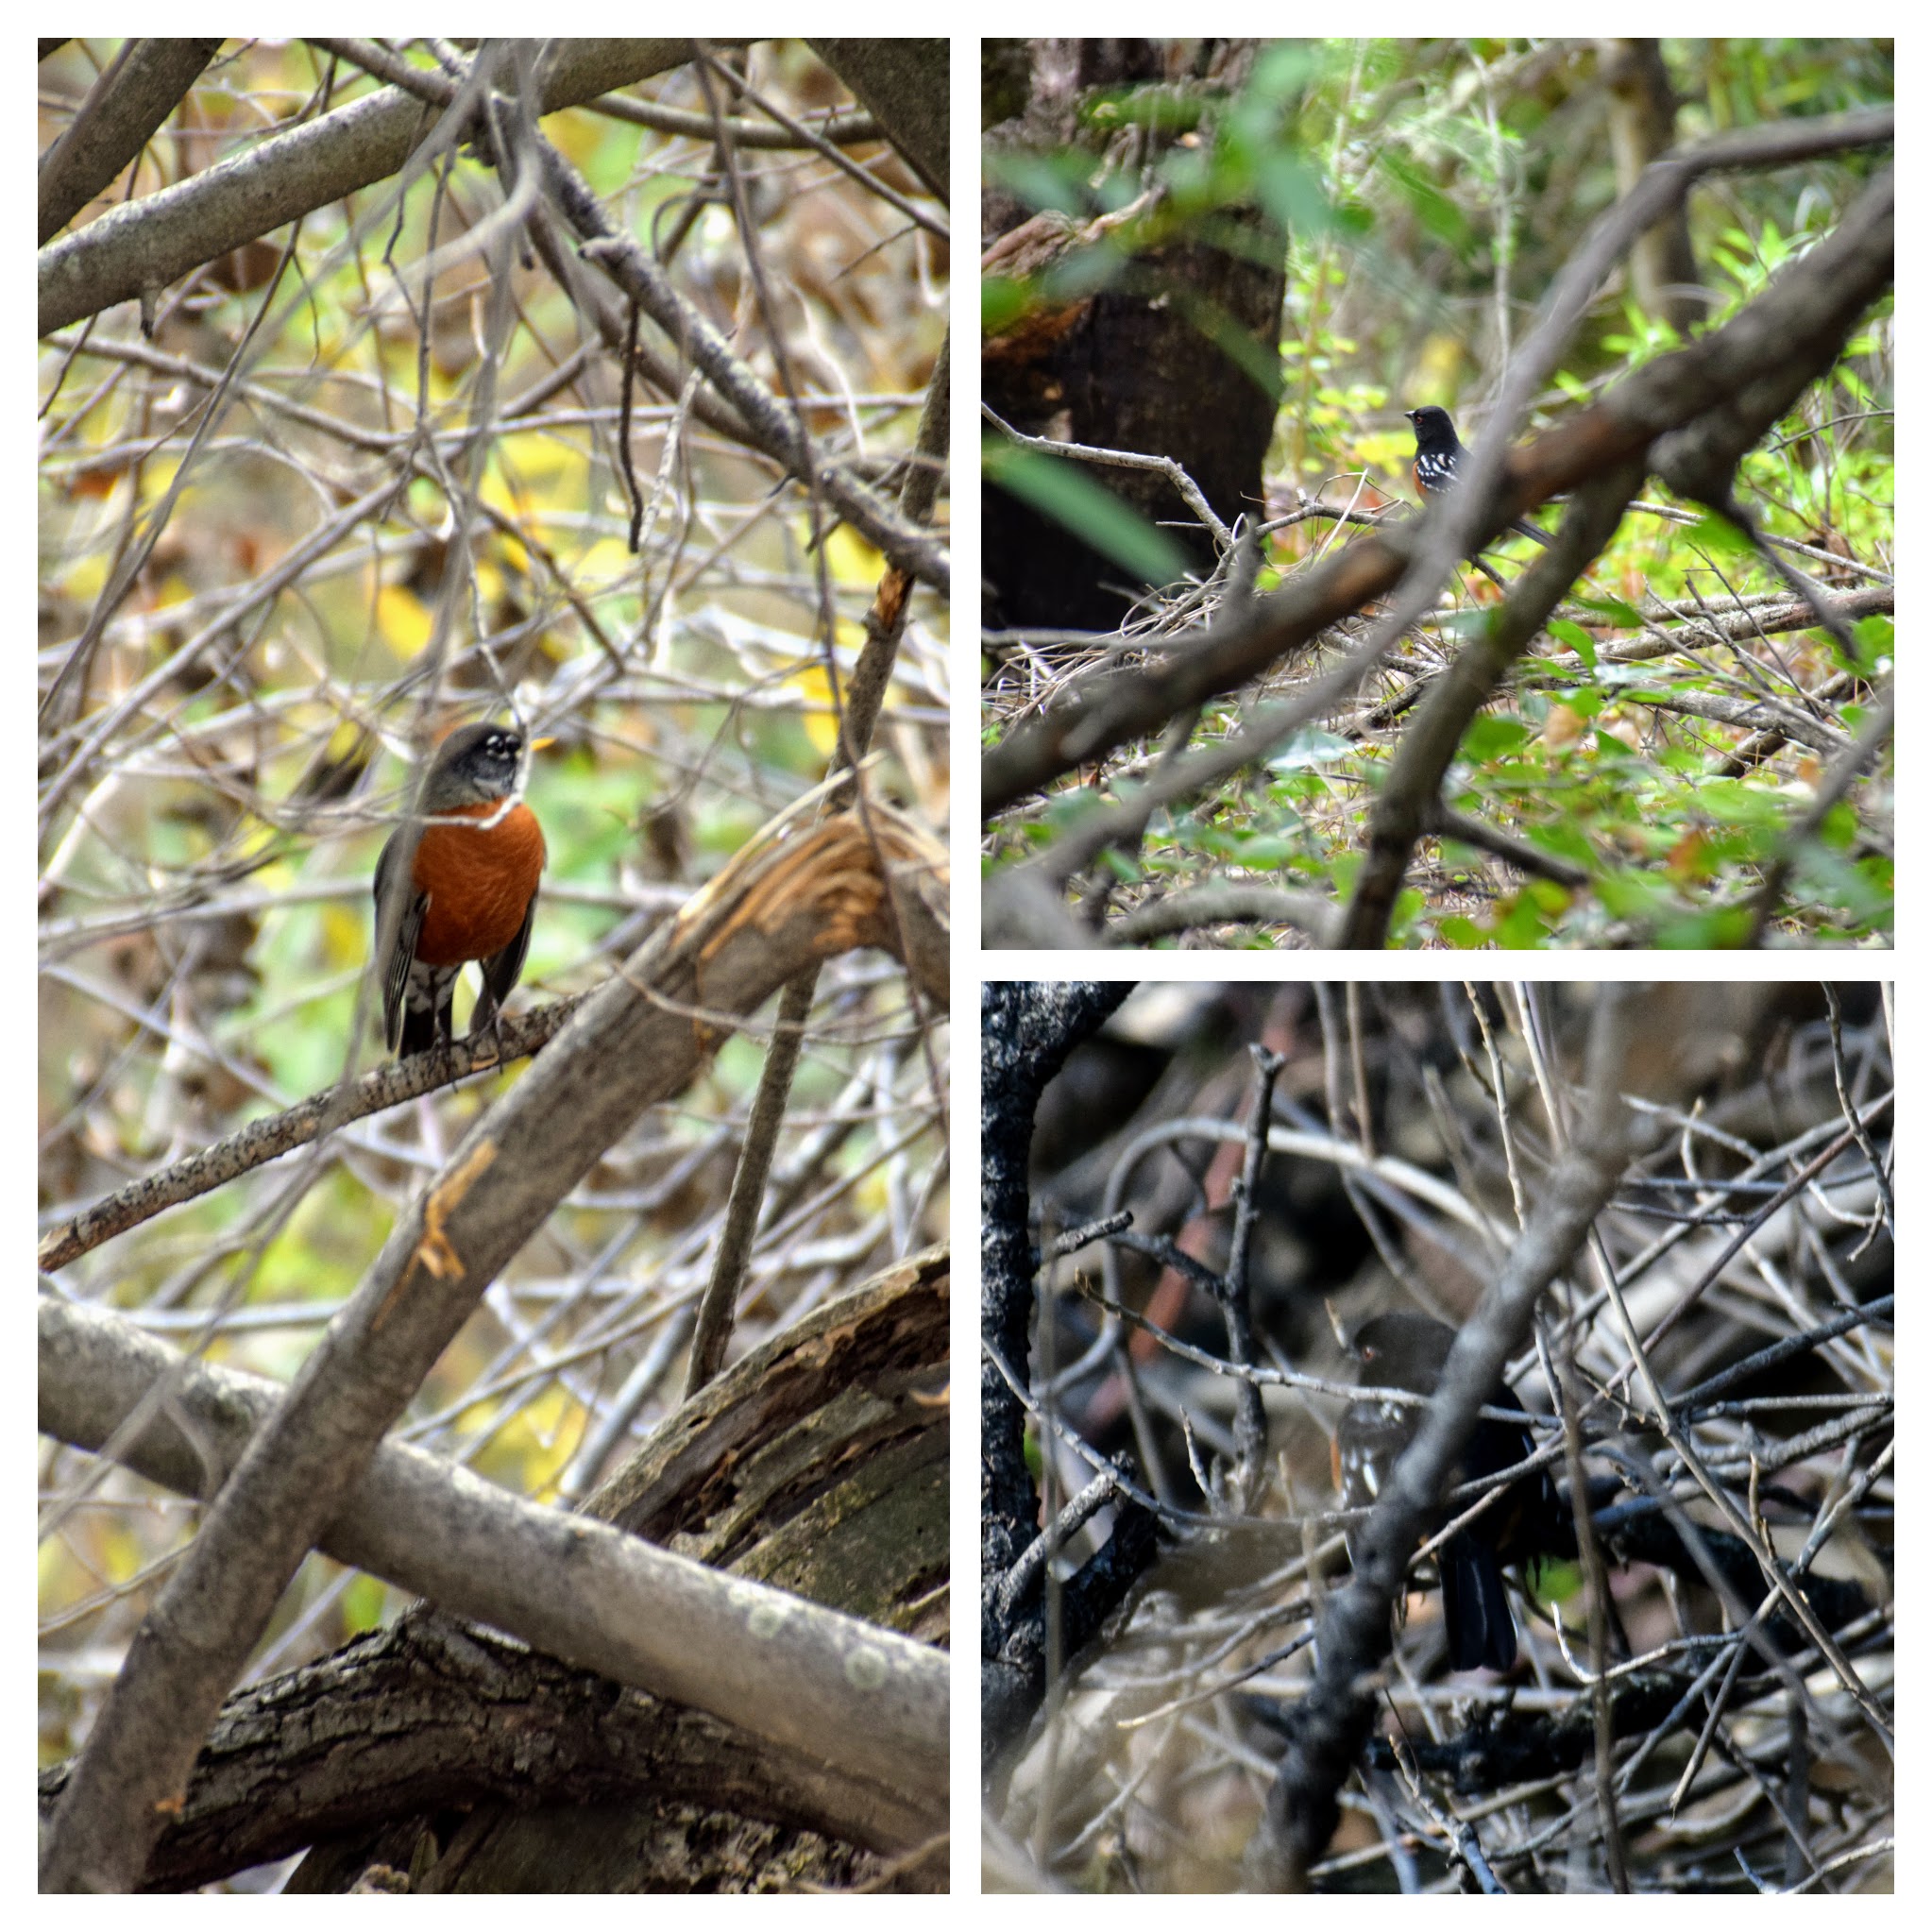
[{"xmin": 982, "ymin": 40, "xmax": 1288, "ymax": 632}]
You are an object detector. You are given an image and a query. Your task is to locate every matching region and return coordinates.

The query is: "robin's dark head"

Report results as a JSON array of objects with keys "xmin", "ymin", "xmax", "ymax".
[
  {"xmin": 423, "ymin": 722, "xmax": 528, "ymax": 809},
  {"xmin": 1353, "ymin": 1310, "xmax": 1458, "ymax": 1395},
  {"xmin": 1404, "ymin": 405, "xmax": 1454, "ymax": 446}
]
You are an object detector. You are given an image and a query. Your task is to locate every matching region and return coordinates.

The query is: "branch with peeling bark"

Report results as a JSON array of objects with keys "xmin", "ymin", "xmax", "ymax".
[
  {"xmin": 38, "ymin": 42, "xmax": 715, "ymax": 333},
  {"xmin": 38, "ymin": 803, "xmax": 947, "ymax": 1892},
  {"xmin": 40, "ymin": 1249, "xmax": 949, "ymax": 1887}
]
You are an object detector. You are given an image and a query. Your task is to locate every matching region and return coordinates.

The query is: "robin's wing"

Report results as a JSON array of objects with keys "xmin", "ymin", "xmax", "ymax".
[
  {"xmin": 372, "ymin": 832, "xmax": 428, "ymax": 1053},
  {"xmin": 472, "ymin": 890, "xmax": 537, "ymax": 1031}
]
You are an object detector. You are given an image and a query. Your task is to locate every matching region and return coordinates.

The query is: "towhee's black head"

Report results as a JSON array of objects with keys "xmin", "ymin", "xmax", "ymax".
[{"xmin": 1403, "ymin": 404, "xmax": 1459, "ymax": 457}]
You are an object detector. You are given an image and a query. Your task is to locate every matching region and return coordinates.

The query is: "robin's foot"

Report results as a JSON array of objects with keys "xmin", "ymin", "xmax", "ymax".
[{"xmin": 466, "ymin": 1007, "xmax": 507, "ymax": 1067}]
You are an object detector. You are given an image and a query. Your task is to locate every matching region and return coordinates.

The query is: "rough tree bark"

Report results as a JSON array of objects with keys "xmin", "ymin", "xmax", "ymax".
[
  {"xmin": 42, "ymin": 1250, "xmax": 950, "ymax": 1892},
  {"xmin": 981, "ymin": 40, "xmax": 1288, "ymax": 632}
]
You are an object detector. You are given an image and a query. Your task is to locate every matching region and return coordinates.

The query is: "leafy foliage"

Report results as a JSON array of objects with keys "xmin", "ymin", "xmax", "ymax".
[{"xmin": 981, "ymin": 38, "xmax": 1891, "ymax": 948}]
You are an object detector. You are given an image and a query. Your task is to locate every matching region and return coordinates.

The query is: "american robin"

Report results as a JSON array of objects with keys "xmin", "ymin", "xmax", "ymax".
[
  {"xmin": 1404, "ymin": 404, "xmax": 1554, "ymax": 551},
  {"xmin": 1335, "ymin": 1311, "xmax": 1558, "ymax": 1671},
  {"xmin": 372, "ymin": 722, "xmax": 547, "ymax": 1059}
]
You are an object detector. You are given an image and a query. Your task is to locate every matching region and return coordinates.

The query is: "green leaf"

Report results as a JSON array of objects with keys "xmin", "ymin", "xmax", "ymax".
[
  {"xmin": 1682, "ymin": 510, "xmax": 1754, "ymax": 557},
  {"xmin": 1491, "ymin": 892, "xmax": 1557, "ymax": 948},
  {"xmin": 1790, "ymin": 843, "xmax": 1893, "ymax": 925},
  {"xmin": 1571, "ymin": 592, "xmax": 1647, "ymax": 628},
  {"xmin": 1042, "ymin": 788, "xmax": 1116, "ymax": 834},
  {"xmin": 1080, "ymin": 87, "xmax": 1203, "ymax": 135},
  {"xmin": 1386, "ymin": 886, "xmax": 1425, "ymax": 942},
  {"xmin": 1594, "ymin": 868, "xmax": 1673, "ymax": 921},
  {"xmin": 1843, "ymin": 615, "xmax": 1893, "ymax": 677},
  {"xmin": 1461, "ymin": 716, "xmax": 1530, "ymax": 759},
  {"xmin": 983, "ymin": 150, "xmax": 1088, "ymax": 215},
  {"xmin": 1530, "ymin": 821, "xmax": 1595, "ymax": 865},
  {"xmin": 1228, "ymin": 833, "xmax": 1299, "ymax": 868},
  {"xmin": 1254, "ymin": 152, "xmax": 1343, "ymax": 239},
  {"xmin": 1548, "ymin": 617, "xmax": 1597, "ymax": 669},
  {"xmin": 1379, "ymin": 150, "xmax": 1473, "ymax": 251},
  {"xmin": 983, "ymin": 442, "xmax": 1193, "ymax": 585},
  {"xmin": 981, "ymin": 276, "xmax": 1033, "ymax": 335},
  {"xmin": 1695, "ymin": 779, "xmax": 1785, "ymax": 830},
  {"xmin": 1652, "ymin": 907, "xmax": 1756, "ymax": 948}
]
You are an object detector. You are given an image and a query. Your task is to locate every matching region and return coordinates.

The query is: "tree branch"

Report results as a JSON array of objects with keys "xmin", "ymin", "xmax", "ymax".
[
  {"xmin": 39, "ymin": 41, "xmax": 712, "ymax": 334},
  {"xmin": 39, "ymin": 805, "xmax": 946, "ymax": 1891},
  {"xmin": 41, "ymin": 1250, "xmax": 949, "ymax": 1878}
]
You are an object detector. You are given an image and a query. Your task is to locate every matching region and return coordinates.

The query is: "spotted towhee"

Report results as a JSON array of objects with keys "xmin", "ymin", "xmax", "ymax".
[
  {"xmin": 1336, "ymin": 1311, "xmax": 1560, "ymax": 1672},
  {"xmin": 1405, "ymin": 404, "xmax": 1554, "ymax": 552}
]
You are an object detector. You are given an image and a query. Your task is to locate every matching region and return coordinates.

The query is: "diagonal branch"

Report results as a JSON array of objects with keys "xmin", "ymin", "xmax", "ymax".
[
  {"xmin": 38, "ymin": 38, "xmax": 225, "ymax": 245},
  {"xmin": 530, "ymin": 126, "xmax": 948, "ymax": 593},
  {"xmin": 39, "ymin": 1252, "xmax": 949, "ymax": 1873},
  {"xmin": 981, "ymin": 129, "xmax": 1892, "ymax": 825},
  {"xmin": 39, "ymin": 805, "xmax": 946, "ymax": 1891},
  {"xmin": 39, "ymin": 41, "xmax": 715, "ymax": 334},
  {"xmin": 40, "ymin": 805, "xmax": 945, "ymax": 1274}
]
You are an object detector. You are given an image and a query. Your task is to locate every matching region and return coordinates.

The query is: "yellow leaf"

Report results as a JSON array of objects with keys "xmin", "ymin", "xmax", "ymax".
[
  {"xmin": 463, "ymin": 1381, "xmax": 586, "ymax": 1502},
  {"xmin": 571, "ymin": 535, "xmax": 637, "ymax": 594},
  {"xmin": 788, "ymin": 663, "xmax": 841, "ymax": 756},
  {"xmin": 59, "ymin": 550, "xmax": 110, "ymax": 603},
  {"xmin": 495, "ymin": 430, "xmax": 576, "ymax": 495},
  {"xmin": 376, "ymin": 584, "xmax": 435, "ymax": 657},
  {"xmin": 546, "ymin": 105, "xmax": 606, "ymax": 168},
  {"xmin": 321, "ymin": 902, "xmax": 365, "ymax": 961},
  {"xmin": 822, "ymin": 523, "xmax": 884, "ymax": 588},
  {"xmin": 150, "ymin": 568, "xmax": 195, "ymax": 612}
]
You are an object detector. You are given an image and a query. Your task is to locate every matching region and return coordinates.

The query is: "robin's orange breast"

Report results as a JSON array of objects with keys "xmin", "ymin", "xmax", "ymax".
[{"xmin": 409, "ymin": 801, "xmax": 547, "ymax": 966}]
